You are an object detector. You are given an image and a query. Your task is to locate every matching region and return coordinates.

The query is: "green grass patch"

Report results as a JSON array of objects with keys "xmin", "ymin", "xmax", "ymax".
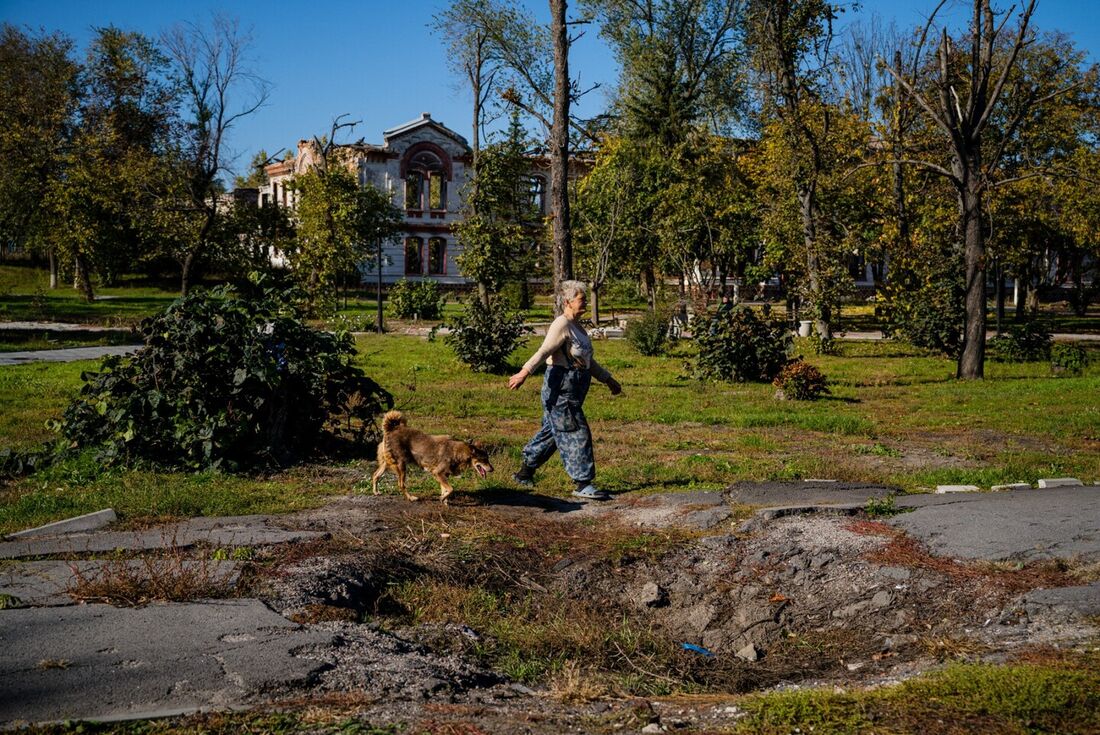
[
  {"xmin": 2, "ymin": 332, "xmax": 1099, "ymax": 531},
  {"xmin": 734, "ymin": 660, "xmax": 1100, "ymax": 734}
]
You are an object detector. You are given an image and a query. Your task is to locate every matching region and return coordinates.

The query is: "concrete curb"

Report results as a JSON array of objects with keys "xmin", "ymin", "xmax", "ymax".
[{"xmin": 5, "ymin": 508, "xmax": 117, "ymax": 540}]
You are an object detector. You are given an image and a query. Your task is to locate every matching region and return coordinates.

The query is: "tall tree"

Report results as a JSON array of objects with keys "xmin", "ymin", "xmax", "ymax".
[
  {"xmin": 586, "ymin": 0, "xmax": 747, "ymax": 145},
  {"xmin": 162, "ymin": 15, "xmax": 269, "ymax": 296},
  {"xmin": 748, "ymin": 0, "xmax": 843, "ymax": 338},
  {"xmin": 881, "ymin": 0, "xmax": 1078, "ymax": 379},
  {"xmin": 0, "ymin": 25, "xmax": 79, "ymax": 284},
  {"xmin": 291, "ymin": 120, "xmax": 402, "ymax": 317},
  {"xmin": 47, "ymin": 26, "xmax": 177, "ymax": 300},
  {"xmin": 455, "ymin": 108, "xmax": 539, "ymax": 306}
]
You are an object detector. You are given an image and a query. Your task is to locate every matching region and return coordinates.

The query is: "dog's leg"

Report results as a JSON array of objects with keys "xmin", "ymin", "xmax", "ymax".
[
  {"xmin": 434, "ymin": 473, "xmax": 455, "ymax": 505},
  {"xmin": 371, "ymin": 461, "xmax": 387, "ymax": 495},
  {"xmin": 396, "ymin": 463, "xmax": 417, "ymax": 502}
]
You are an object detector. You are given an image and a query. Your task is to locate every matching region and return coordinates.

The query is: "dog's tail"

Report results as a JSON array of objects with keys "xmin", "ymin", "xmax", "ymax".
[{"xmin": 381, "ymin": 410, "xmax": 405, "ymax": 434}]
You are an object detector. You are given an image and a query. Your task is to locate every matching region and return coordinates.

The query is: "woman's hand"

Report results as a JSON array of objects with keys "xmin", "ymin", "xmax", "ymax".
[
  {"xmin": 607, "ymin": 377, "xmax": 622, "ymax": 396},
  {"xmin": 508, "ymin": 368, "xmax": 529, "ymax": 390}
]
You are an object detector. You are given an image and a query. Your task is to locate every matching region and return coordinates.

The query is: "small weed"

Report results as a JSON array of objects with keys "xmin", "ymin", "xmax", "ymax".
[
  {"xmin": 854, "ymin": 442, "xmax": 901, "ymax": 458},
  {"xmin": 0, "ymin": 593, "xmax": 22, "ymax": 609},
  {"xmin": 66, "ymin": 544, "xmax": 237, "ymax": 606},
  {"xmin": 37, "ymin": 659, "xmax": 71, "ymax": 670},
  {"xmin": 862, "ymin": 495, "xmax": 909, "ymax": 518}
]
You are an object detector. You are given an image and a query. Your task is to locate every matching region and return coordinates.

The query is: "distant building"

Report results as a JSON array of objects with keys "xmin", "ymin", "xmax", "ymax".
[{"xmin": 259, "ymin": 112, "xmax": 568, "ymax": 286}]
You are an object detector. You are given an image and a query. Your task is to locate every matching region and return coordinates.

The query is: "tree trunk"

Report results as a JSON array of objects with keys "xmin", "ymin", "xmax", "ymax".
[
  {"xmin": 957, "ymin": 178, "xmax": 986, "ymax": 380},
  {"xmin": 549, "ymin": 0, "xmax": 572, "ymax": 313},
  {"xmin": 478, "ymin": 281, "xmax": 490, "ymax": 308},
  {"xmin": 797, "ymin": 184, "xmax": 831, "ymax": 339},
  {"xmin": 592, "ymin": 282, "xmax": 600, "ymax": 325},
  {"xmin": 995, "ymin": 261, "xmax": 1005, "ymax": 335},
  {"xmin": 643, "ymin": 267, "xmax": 656, "ymax": 311},
  {"xmin": 74, "ymin": 252, "xmax": 95, "ymax": 303},
  {"xmin": 48, "ymin": 248, "xmax": 58, "ymax": 289},
  {"xmin": 180, "ymin": 251, "xmax": 196, "ymax": 298}
]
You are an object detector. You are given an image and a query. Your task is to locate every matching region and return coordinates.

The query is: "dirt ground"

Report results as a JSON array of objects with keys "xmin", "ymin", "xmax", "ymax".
[{"xmin": 197, "ymin": 485, "xmax": 1099, "ymax": 733}]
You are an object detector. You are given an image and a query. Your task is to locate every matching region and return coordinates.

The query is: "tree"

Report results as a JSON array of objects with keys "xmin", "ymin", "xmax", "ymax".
[
  {"xmin": 586, "ymin": 0, "xmax": 747, "ymax": 145},
  {"xmin": 233, "ymin": 149, "xmax": 274, "ymax": 189},
  {"xmin": 162, "ymin": 15, "xmax": 269, "ymax": 296},
  {"xmin": 455, "ymin": 108, "xmax": 539, "ymax": 306},
  {"xmin": 748, "ymin": 0, "xmax": 853, "ymax": 339},
  {"xmin": 431, "ymin": 0, "xmax": 513, "ymax": 168},
  {"xmin": 0, "ymin": 25, "xmax": 79, "ymax": 285},
  {"xmin": 291, "ymin": 120, "xmax": 402, "ymax": 317},
  {"xmin": 881, "ymin": 0, "xmax": 1079, "ymax": 379},
  {"xmin": 45, "ymin": 26, "xmax": 178, "ymax": 300}
]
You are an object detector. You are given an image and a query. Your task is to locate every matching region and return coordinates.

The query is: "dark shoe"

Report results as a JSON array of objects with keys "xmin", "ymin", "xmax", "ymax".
[
  {"xmin": 571, "ymin": 484, "xmax": 611, "ymax": 501},
  {"xmin": 512, "ymin": 471, "xmax": 535, "ymax": 488}
]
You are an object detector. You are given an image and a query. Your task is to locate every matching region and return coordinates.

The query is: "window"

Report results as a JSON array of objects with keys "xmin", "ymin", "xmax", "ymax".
[
  {"xmin": 527, "ymin": 176, "xmax": 546, "ymax": 214},
  {"xmin": 404, "ymin": 237, "xmax": 423, "ymax": 275},
  {"xmin": 405, "ymin": 151, "xmax": 446, "ymax": 211},
  {"xmin": 428, "ymin": 237, "xmax": 446, "ymax": 275},
  {"xmin": 404, "ymin": 171, "xmax": 423, "ymax": 210}
]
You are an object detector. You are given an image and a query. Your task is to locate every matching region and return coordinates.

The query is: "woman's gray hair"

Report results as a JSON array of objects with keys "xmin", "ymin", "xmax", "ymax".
[{"xmin": 559, "ymin": 280, "xmax": 587, "ymax": 303}]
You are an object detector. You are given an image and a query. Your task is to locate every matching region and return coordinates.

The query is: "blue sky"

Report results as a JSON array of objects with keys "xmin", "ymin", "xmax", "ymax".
[{"xmin": 3, "ymin": 0, "xmax": 1098, "ymax": 181}]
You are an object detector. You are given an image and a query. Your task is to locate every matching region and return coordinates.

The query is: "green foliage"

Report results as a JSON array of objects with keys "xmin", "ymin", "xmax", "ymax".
[
  {"xmin": 772, "ymin": 360, "xmax": 829, "ymax": 400},
  {"xmin": 863, "ymin": 495, "xmax": 909, "ymax": 518},
  {"xmin": 387, "ymin": 279, "xmax": 444, "ymax": 320},
  {"xmin": 693, "ymin": 306, "xmax": 792, "ymax": 382},
  {"xmin": 881, "ymin": 263, "xmax": 965, "ymax": 357},
  {"xmin": 57, "ymin": 282, "xmax": 392, "ymax": 470},
  {"xmin": 624, "ymin": 309, "xmax": 670, "ymax": 356},
  {"xmin": 444, "ymin": 297, "xmax": 531, "ymax": 373},
  {"xmin": 988, "ymin": 320, "xmax": 1052, "ymax": 362},
  {"xmin": 291, "ymin": 163, "xmax": 402, "ymax": 314},
  {"xmin": 1050, "ymin": 342, "xmax": 1089, "ymax": 375}
]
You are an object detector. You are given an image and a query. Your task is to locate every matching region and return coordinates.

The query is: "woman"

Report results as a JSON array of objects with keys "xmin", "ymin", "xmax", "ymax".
[{"xmin": 508, "ymin": 280, "xmax": 622, "ymax": 500}]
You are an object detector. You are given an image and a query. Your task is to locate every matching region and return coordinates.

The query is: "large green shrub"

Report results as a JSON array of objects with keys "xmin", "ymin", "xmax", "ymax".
[
  {"xmin": 444, "ymin": 297, "xmax": 531, "ymax": 373},
  {"xmin": 58, "ymin": 284, "xmax": 392, "ymax": 471},
  {"xmin": 693, "ymin": 306, "xmax": 791, "ymax": 382},
  {"xmin": 880, "ymin": 258, "xmax": 965, "ymax": 357},
  {"xmin": 988, "ymin": 320, "xmax": 1052, "ymax": 362},
  {"xmin": 388, "ymin": 279, "xmax": 444, "ymax": 320},
  {"xmin": 625, "ymin": 309, "xmax": 670, "ymax": 356}
]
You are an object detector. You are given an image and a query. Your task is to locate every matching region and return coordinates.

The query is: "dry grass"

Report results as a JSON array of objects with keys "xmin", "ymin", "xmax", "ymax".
[{"xmin": 66, "ymin": 546, "xmax": 237, "ymax": 606}]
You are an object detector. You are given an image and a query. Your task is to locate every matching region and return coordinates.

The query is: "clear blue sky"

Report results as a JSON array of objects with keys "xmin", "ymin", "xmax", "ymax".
[{"xmin": 3, "ymin": 0, "xmax": 1098, "ymax": 181}]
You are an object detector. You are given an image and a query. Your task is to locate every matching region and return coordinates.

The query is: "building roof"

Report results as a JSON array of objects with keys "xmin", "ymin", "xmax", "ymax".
[{"xmin": 383, "ymin": 112, "xmax": 469, "ymax": 150}]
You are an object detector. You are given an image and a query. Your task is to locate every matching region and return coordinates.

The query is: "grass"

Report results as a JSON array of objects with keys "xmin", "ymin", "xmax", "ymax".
[
  {"xmin": 1, "ymin": 332, "xmax": 1098, "ymax": 534},
  {"xmin": 732, "ymin": 656, "xmax": 1100, "ymax": 734}
]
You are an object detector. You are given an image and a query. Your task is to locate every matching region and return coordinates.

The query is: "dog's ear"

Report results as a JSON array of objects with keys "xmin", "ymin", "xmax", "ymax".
[{"xmin": 471, "ymin": 440, "xmax": 485, "ymax": 450}]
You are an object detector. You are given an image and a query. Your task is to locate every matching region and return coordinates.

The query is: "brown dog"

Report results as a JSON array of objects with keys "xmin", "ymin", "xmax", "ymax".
[{"xmin": 371, "ymin": 410, "xmax": 493, "ymax": 504}]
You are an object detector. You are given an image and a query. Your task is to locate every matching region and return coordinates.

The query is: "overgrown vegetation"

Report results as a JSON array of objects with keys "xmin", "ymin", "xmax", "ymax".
[
  {"xmin": 988, "ymin": 319, "xmax": 1053, "ymax": 362},
  {"xmin": 57, "ymin": 283, "xmax": 392, "ymax": 471},
  {"xmin": 386, "ymin": 279, "xmax": 444, "ymax": 320},
  {"xmin": 693, "ymin": 306, "xmax": 791, "ymax": 382},
  {"xmin": 624, "ymin": 307, "xmax": 670, "ymax": 356},
  {"xmin": 443, "ymin": 297, "xmax": 531, "ymax": 373}
]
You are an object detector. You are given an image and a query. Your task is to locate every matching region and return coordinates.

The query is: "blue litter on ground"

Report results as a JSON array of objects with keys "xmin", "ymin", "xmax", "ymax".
[{"xmin": 681, "ymin": 643, "xmax": 715, "ymax": 657}]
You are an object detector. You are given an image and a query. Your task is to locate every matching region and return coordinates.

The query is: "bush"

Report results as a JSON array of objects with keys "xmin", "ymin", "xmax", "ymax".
[
  {"xmin": 1051, "ymin": 342, "xmax": 1089, "ymax": 375},
  {"xmin": 388, "ymin": 279, "xmax": 444, "ymax": 320},
  {"xmin": 772, "ymin": 360, "xmax": 830, "ymax": 400},
  {"xmin": 444, "ymin": 297, "xmax": 531, "ymax": 373},
  {"xmin": 880, "ymin": 262, "xmax": 965, "ymax": 357},
  {"xmin": 988, "ymin": 320, "xmax": 1052, "ymax": 362},
  {"xmin": 57, "ymin": 284, "xmax": 392, "ymax": 471},
  {"xmin": 693, "ymin": 306, "xmax": 791, "ymax": 382},
  {"xmin": 624, "ymin": 309, "xmax": 670, "ymax": 356}
]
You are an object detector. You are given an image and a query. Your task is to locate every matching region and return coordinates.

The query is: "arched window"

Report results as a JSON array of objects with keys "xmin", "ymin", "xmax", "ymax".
[
  {"xmin": 404, "ymin": 237, "xmax": 423, "ymax": 275},
  {"xmin": 405, "ymin": 151, "xmax": 446, "ymax": 211},
  {"xmin": 428, "ymin": 237, "xmax": 446, "ymax": 275}
]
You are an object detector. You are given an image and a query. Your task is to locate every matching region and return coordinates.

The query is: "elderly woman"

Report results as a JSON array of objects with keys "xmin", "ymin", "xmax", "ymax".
[{"xmin": 508, "ymin": 280, "xmax": 622, "ymax": 500}]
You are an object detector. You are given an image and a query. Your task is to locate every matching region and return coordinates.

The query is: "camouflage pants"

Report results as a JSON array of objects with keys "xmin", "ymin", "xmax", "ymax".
[{"xmin": 521, "ymin": 366, "xmax": 595, "ymax": 483}]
